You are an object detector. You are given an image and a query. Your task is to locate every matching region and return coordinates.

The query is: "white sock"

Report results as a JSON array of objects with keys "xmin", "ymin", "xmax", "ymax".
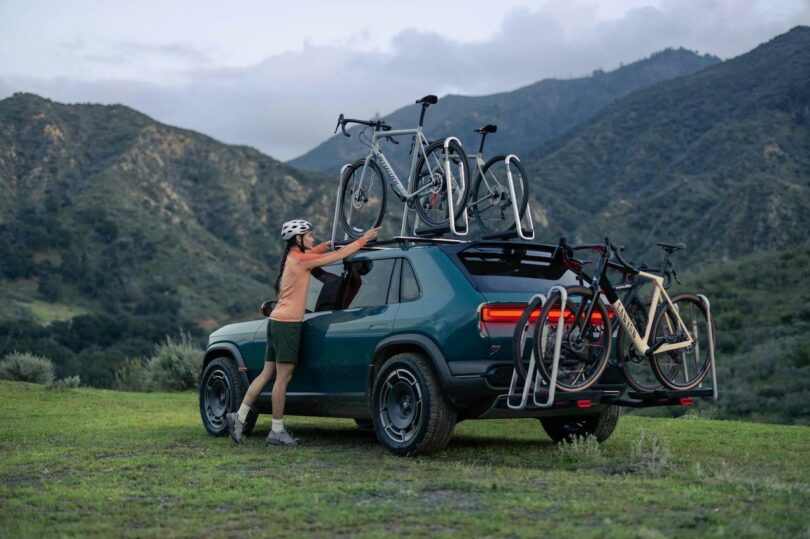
[
  {"xmin": 271, "ymin": 418, "xmax": 284, "ymax": 433},
  {"xmin": 237, "ymin": 404, "xmax": 252, "ymax": 423}
]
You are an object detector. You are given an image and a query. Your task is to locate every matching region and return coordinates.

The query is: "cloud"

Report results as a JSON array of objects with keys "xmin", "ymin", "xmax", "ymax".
[{"xmin": 1, "ymin": 0, "xmax": 807, "ymax": 160}]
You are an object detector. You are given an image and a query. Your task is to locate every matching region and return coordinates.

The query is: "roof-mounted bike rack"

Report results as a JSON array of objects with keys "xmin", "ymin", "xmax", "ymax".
[
  {"xmin": 479, "ymin": 155, "xmax": 535, "ymax": 242},
  {"xmin": 413, "ymin": 137, "xmax": 469, "ymax": 238},
  {"xmin": 330, "ymin": 163, "xmax": 352, "ymax": 249},
  {"xmin": 506, "ymin": 285, "xmax": 569, "ymax": 409}
]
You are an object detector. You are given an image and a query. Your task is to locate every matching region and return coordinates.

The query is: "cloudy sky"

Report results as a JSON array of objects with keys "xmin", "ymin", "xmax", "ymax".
[{"xmin": 1, "ymin": 0, "xmax": 808, "ymax": 160}]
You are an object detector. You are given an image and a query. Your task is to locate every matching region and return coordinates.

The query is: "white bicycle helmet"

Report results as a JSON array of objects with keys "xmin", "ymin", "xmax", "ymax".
[{"xmin": 281, "ymin": 219, "xmax": 312, "ymax": 241}]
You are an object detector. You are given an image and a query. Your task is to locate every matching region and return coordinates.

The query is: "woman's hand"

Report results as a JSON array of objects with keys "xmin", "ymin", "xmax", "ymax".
[{"xmin": 362, "ymin": 226, "xmax": 380, "ymax": 243}]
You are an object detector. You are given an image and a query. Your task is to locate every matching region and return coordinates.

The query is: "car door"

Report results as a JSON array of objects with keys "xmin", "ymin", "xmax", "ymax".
[{"xmin": 301, "ymin": 257, "xmax": 399, "ymax": 394}]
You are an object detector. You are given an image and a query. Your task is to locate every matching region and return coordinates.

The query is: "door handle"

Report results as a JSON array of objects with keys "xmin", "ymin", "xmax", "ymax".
[{"xmin": 369, "ymin": 323, "xmax": 388, "ymax": 330}]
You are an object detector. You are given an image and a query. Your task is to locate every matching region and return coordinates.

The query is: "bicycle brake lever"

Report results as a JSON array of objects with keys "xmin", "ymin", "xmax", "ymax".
[
  {"xmin": 334, "ymin": 114, "xmax": 344, "ymax": 134},
  {"xmin": 673, "ymin": 269, "xmax": 681, "ymax": 285},
  {"xmin": 386, "ymin": 136, "xmax": 400, "ymax": 145}
]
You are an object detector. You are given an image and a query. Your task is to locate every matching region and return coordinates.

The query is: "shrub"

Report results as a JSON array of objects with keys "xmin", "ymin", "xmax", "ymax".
[
  {"xmin": 556, "ymin": 434, "xmax": 602, "ymax": 464},
  {"xmin": 115, "ymin": 357, "xmax": 149, "ymax": 392},
  {"xmin": 631, "ymin": 430, "xmax": 672, "ymax": 474},
  {"xmin": 47, "ymin": 375, "xmax": 82, "ymax": 390},
  {"xmin": 681, "ymin": 406, "xmax": 720, "ymax": 420},
  {"xmin": 0, "ymin": 351, "xmax": 55, "ymax": 385},
  {"xmin": 146, "ymin": 333, "xmax": 203, "ymax": 392}
]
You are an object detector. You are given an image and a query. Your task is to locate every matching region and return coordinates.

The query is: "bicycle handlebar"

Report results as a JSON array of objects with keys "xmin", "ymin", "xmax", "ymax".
[{"xmin": 334, "ymin": 114, "xmax": 392, "ymax": 138}]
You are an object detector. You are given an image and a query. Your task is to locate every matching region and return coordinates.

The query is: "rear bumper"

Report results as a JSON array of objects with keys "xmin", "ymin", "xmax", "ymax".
[{"xmin": 440, "ymin": 359, "xmax": 627, "ymax": 419}]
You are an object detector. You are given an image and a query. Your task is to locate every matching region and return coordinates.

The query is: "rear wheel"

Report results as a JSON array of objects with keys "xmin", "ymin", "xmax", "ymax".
[
  {"xmin": 339, "ymin": 158, "xmax": 387, "ymax": 239},
  {"xmin": 371, "ymin": 353, "xmax": 456, "ymax": 456},
  {"xmin": 534, "ymin": 286, "xmax": 611, "ymax": 392},
  {"xmin": 412, "ymin": 139, "xmax": 470, "ymax": 227},
  {"xmin": 469, "ymin": 155, "xmax": 529, "ymax": 234},
  {"xmin": 540, "ymin": 405, "xmax": 620, "ymax": 443},
  {"xmin": 649, "ymin": 294, "xmax": 714, "ymax": 390},
  {"xmin": 199, "ymin": 357, "xmax": 258, "ymax": 437}
]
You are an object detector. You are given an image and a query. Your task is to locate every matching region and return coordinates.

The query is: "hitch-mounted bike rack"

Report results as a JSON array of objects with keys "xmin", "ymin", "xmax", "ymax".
[{"xmin": 507, "ymin": 285, "xmax": 568, "ymax": 409}]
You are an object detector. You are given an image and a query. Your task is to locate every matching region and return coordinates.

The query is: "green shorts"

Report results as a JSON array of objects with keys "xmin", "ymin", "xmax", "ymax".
[{"xmin": 265, "ymin": 320, "xmax": 303, "ymax": 364}]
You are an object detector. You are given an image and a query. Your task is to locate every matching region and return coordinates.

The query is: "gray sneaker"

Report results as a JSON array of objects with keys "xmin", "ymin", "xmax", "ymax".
[
  {"xmin": 224, "ymin": 412, "xmax": 245, "ymax": 444},
  {"xmin": 265, "ymin": 428, "xmax": 299, "ymax": 446}
]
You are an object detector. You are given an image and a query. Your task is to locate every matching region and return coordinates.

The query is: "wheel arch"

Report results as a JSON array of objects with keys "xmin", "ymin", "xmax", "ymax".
[
  {"xmin": 368, "ymin": 334, "xmax": 452, "ymax": 400},
  {"xmin": 201, "ymin": 342, "xmax": 250, "ymax": 388}
]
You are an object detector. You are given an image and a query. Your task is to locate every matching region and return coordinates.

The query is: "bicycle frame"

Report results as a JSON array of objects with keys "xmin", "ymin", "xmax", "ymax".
[
  {"xmin": 575, "ymin": 247, "xmax": 694, "ymax": 357},
  {"xmin": 355, "ymin": 127, "xmax": 437, "ymax": 202}
]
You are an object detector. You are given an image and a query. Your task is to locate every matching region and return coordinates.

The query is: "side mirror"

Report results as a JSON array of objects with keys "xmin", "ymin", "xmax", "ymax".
[{"xmin": 260, "ymin": 300, "xmax": 278, "ymax": 317}]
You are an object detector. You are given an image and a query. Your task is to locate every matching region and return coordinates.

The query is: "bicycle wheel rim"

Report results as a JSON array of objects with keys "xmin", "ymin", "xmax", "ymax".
[
  {"xmin": 650, "ymin": 295, "xmax": 713, "ymax": 390},
  {"xmin": 339, "ymin": 159, "xmax": 386, "ymax": 239},
  {"xmin": 470, "ymin": 156, "xmax": 529, "ymax": 234},
  {"xmin": 412, "ymin": 140, "xmax": 468, "ymax": 227},
  {"xmin": 534, "ymin": 288, "xmax": 612, "ymax": 392}
]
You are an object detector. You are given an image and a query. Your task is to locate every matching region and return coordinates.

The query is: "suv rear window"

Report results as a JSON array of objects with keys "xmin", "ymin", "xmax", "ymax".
[{"xmin": 454, "ymin": 245, "xmax": 579, "ymax": 292}]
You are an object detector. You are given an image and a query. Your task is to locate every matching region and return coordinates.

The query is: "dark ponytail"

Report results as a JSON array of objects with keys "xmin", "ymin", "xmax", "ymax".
[{"xmin": 274, "ymin": 235, "xmax": 309, "ymax": 295}]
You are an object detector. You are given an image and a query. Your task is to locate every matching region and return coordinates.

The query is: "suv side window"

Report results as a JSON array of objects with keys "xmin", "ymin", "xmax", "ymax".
[
  {"xmin": 344, "ymin": 259, "xmax": 396, "ymax": 309},
  {"xmin": 307, "ymin": 264, "xmax": 343, "ymax": 312},
  {"xmin": 400, "ymin": 259, "xmax": 421, "ymax": 302}
]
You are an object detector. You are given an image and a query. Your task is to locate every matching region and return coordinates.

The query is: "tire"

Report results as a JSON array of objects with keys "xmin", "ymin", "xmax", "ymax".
[
  {"xmin": 354, "ymin": 418, "xmax": 374, "ymax": 431},
  {"xmin": 469, "ymin": 155, "xmax": 529, "ymax": 235},
  {"xmin": 339, "ymin": 158, "xmax": 387, "ymax": 239},
  {"xmin": 649, "ymin": 293, "xmax": 715, "ymax": 391},
  {"xmin": 371, "ymin": 352, "xmax": 456, "ymax": 456},
  {"xmin": 199, "ymin": 357, "xmax": 258, "ymax": 437},
  {"xmin": 540, "ymin": 405, "xmax": 621, "ymax": 443},
  {"xmin": 411, "ymin": 139, "xmax": 470, "ymax": 227},
  {"xmin": 617, "ymin": 298, "xmax": 662, "ymax": 392},
  {"xmin": 512, "ymin": 296, "xmax": 544, "ymax": 382},
  {"xmin": 534, "ymin": 286, "xmax": 612, "ymax": 392}
]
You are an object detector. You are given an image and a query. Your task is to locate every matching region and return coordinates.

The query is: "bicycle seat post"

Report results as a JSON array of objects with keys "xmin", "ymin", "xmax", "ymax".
[{"xmin": 478, "ymin": 131, "xmax": 487, "ymax": 154}]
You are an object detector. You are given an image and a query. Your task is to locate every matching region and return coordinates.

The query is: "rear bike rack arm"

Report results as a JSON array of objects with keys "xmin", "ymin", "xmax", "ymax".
[
  {"xmin": 504, "ymin": 155, "xmax": 535, "ymax": 240},
  {"xmin": 507, "ymin": 293, "xmax": 546, "ymax": 410},
  {"xmin": 696, "ymin": 294, "xmax": 718, "ymax": 400},
  {"xmin": 533, "ymin": 285, "xmax": 567, "ymax": 407}
]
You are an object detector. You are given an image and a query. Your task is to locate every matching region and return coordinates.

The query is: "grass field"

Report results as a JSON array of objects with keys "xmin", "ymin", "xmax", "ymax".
[{"xmin": 1, "ymin": 381, "xmax": 809, "ymax": 538}]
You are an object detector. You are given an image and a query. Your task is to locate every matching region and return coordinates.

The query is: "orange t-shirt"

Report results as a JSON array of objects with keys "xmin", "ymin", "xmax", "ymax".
[{"xmin": 269, "ymin": 239, "xmax": 368, "ymax": 322}]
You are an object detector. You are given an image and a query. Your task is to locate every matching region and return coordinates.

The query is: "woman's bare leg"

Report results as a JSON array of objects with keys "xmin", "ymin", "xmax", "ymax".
[
  {"xmin": 242, "ymin": 361, "xmax": 276, "ymax": 408},
  {"xmin": 271, "ymin": 362, "xmax": 295, "ymax": 420}
]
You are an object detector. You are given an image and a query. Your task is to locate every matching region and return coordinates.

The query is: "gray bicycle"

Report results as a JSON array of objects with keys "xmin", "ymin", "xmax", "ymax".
[{"xmin": 334, "ymin": 95, "xmax": 470, "ymax": 238}]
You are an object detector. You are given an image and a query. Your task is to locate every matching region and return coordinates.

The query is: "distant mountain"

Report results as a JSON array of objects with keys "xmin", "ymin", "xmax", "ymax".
[
  {"xmin": 289, "ymin": 48, "xmax": 720, "ymax": 174},
  {"xmin": 523, "ymin": 26, "xmax": 810, "ymax": 262},
  {"xmin": 0, "ymin": 93, "xmax": 336, "ymax": 384}
]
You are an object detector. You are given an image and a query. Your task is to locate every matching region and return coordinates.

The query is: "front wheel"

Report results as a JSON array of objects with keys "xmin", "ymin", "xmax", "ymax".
[
  {"xmin": 469, "ymin": 155, "xmax": 529, "ymax": 234},
  {"xmin": 371, "ymin": 353, "xmax": 456, "ymax": 456},
  {"xmin": 649, "ymin": 294, "xmax": 714, "ymax": 391},
  {"xmin": 339, "ymin": 158, "xmax": 387, "ymax": 239},
  {"xmin": 412, "ymin": 139, "xmax": 470, "ymax": 227},
  {"xmin": 199, "ymin": 357, "xmax": 258, "ymax": 437},
  {"xmin": 534, "ymin": 286, "xmax": 612, "ymax": 392}
]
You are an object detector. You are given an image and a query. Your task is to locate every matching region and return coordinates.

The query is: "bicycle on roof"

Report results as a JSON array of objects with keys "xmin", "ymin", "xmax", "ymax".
[{"xmin": 334, "ymin": 95, "xmax": 470, "ymax": 238}]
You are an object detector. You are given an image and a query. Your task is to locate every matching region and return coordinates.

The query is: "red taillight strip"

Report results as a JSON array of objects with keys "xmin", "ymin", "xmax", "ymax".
[{"xmin": 481, "ymin": 304, "xmax": 610, "ymax": 324}]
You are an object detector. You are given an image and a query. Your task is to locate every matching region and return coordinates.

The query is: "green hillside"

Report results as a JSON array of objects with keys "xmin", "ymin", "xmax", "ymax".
[
  {"xmin": 523, "ymin": 26, "xmax": 810, "ymax": 261},
  {"xmin": 290, "ymin": 48, "xmax": 719, "ymax": 174},
  {"xmin": 2, "ymin": 381, "xmax": 808, "ymax": 537},
  {"xmin": 0, "ymin": 94, "xmax": 337, "ymax": 385}
]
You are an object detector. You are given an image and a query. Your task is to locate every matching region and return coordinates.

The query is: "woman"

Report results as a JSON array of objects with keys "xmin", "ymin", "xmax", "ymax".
[{"xmin": 226, "ymin": 219, "xmax": 379, "ymax": 446}]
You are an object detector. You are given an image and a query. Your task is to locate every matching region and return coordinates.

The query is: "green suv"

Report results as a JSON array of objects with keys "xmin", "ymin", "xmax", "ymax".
[{"xmin": 199, "ymin": 239, "xmax": 625, "ymax": 455}]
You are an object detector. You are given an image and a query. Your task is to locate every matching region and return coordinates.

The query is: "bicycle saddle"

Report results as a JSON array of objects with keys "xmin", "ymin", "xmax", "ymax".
[
  {"xmin": 416, "ymin": 95, "xmax": 438, "ymax": 105},
  {"xmin": 475, "ymin": 124, "xmax": 497, "ymax": 134},
  {"xmin": 657, "ymin": 242, "xmax": 686, "ymax": 253}
]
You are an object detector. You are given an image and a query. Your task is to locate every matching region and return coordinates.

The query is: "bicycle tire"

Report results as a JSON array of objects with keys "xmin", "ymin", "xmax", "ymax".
[
  {"xmin": 339, "ymin": 158, "xmax": 387, "ymax": 239},
  {"xmin": 533, "ymin": 286, "xmax": 612, "ymax": 392},
  {"xmin": 512, "ymin": 296, "xmax": 544, "ymax": 382},
  {"xmin": 411, "ymin": 139, "xmax": 470, "ymax": 227},
  {"xmin": 617, "ymin": 298, "xmax": 662, "ymax": 392},
  {"xmin": 649, "ymin": 293, "xmax": 714, "ymax": 391},
  {"xmin": 469, "ymin": 155, "xmax": 530, "ymax": 235}
]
